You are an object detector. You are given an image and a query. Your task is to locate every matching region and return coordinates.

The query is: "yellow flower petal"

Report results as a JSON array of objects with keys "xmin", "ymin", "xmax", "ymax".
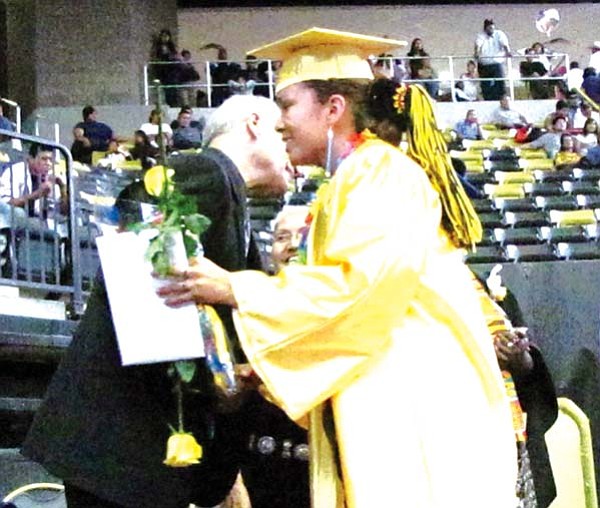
[
  {"xmin": 163, "ymin": 432, "xmax": 203, "ymax": 468},
  {"xmin": 144, "ymin": 165, "xmax": 175, "ymax": 197}
]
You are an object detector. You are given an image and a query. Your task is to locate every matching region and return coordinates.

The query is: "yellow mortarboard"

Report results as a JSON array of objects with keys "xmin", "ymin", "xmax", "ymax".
[{"xmin": 248, "ymin": 27, "xmax": 406, "ymax": 93}]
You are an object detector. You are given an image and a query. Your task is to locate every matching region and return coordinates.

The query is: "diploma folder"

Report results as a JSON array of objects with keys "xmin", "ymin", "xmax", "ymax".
[{"xmin": 96, "ymin": 230, "xmax": 204, "ymax": 365}]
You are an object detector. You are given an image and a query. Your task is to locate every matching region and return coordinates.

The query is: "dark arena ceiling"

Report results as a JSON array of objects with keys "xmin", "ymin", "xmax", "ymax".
[{"xmin": 177, "ymin": 0, "xmax": 588, "ymax": 7}]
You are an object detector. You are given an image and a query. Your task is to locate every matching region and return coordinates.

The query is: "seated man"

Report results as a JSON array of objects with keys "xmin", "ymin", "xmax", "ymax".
[
  {"xmin": 73, "ymin": 105, "xmax": 114, "ymax": 153},
  {"xmin": 492, "ymin": 95, "xmax": 529, "ymax": 129},
  {"xmin": 172, "ymin": 107, "xmax": 204, "ymax": 150},
  {"xmin": 543, "ymin": 100, "xmax": 571, "ymax": 131},
  {"xmin": 523, "ymin": 115, "xmax": 567, "ymax": 159},
  {"xmin": 455, "ymin": 109, "xmax": 483, "ymax": 141},
  {"xmin": 0, "ymin": 143, "xmax": 68, "ymax": 220}
]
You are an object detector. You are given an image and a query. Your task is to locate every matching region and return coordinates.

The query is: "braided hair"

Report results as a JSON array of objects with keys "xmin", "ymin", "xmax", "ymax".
[{"xmin": 366, "ymin": 79, "xmax": 482, "ymax": 249}]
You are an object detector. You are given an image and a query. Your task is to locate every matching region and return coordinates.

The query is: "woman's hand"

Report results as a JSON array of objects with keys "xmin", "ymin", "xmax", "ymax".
[
  {"xmin": 155, "ymin": 257, "xmax": 237, "ymax": 308},
  {"xmin": 493, "ymin": 328, "xmax": 534, "ymax": 376}
]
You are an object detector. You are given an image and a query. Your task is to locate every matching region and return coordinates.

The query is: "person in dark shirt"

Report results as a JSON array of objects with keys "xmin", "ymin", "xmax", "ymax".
[{"xmin": 73, "ymin": 105, "xmax": 114, "ymax": 152}]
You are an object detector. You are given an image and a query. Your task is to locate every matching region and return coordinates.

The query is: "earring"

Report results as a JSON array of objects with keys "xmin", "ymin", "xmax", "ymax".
[{"xmin": 325, "ymin": 127, "xmax": 334, "ymax": 177}]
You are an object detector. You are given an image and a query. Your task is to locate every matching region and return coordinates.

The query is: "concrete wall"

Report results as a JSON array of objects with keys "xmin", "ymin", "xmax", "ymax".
[
  {"xmin": 1, "ymin": 0, "xmax": 178, "ymax": 116},
  {"xmin": 178, "ymin": 3, "xmax": 598, "ymax": 73}
]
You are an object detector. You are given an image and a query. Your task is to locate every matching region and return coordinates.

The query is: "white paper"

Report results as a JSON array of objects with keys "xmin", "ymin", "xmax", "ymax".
[{"xmin": 96, "ymin": 230, "xmax": 204, "ymax": 365}]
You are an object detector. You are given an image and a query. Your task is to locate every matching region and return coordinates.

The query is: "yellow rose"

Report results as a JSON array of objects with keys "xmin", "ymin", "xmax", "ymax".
[
  {"xmin": 163, "ymin": 432, "xmax": 203, "ymax": 467},
  {"xmin": 144, "ymin": 165, "xmax": 175, "ymax": 197}
]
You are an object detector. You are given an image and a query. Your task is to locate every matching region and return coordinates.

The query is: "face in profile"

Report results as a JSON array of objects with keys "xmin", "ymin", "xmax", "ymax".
[
  {"xmin": 271, "ymin": 206, "xmax": 309, "ymax": 270},
  {"xmin": 250, "ymin": 109, "xmax": 291, "ymax": 197},
  {"xmin": 276, "ymin": 83, "xmax": 330, "ymax": 167}
]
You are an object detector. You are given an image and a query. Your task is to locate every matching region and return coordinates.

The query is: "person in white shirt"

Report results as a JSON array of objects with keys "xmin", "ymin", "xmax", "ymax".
[
  {"xmin": 589, "ymin": 41, "xmax": 600, "ymax": 73},
  {"xmin": 567, "ymin": 62, "xmax": 584, "ymax": 92},
  {"xmin": 576, "ymin": 118, "xmax": 599, "ymax": 156},
  {"xmin": 492, "ymin": 95, "xmax": 528, "ymax": 129},
  {"xmin": 573, "ymin": 102, "xmax": 600, "ymax": 130},
  {"xmin": 474, "ymin": 18, "xmax": 511, "ymax": 101},
  {"xmin": 139, "ymin": 109, "xmax": 173, "ymax": 149}
]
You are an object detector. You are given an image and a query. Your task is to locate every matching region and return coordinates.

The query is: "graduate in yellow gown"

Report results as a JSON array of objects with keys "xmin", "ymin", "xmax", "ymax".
[{"xmin": 157, "ymin": 28, "xmax": 517, "ymax": 508}]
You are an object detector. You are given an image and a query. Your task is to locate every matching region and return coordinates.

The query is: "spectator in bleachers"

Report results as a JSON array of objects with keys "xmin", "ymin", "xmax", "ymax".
[
  {"xmin": 582, "ymin": 67, "xmax": 600, "ymax": 104},
  {"xmin": 492, "ymin": 95, "xmax": 528, "ymax": 129},
  {"xmin": 70, "ymin": 127, "xmax": 92, "ymax": 165},
  {"xmin": 0, "ymin": 144, "xmax": 67, "ymax": 218},
  {"xmin": 407, "ymin": 38, "xmax": 438, "ymax": 99},
  {"xmin": 581, "ymin": 143, "xmax": 600, "ymax": 167},
  {"xmin": 97, "ymin": 140, "xmax": 131, "ymax": 169},
  {"xmin": 519, "ymin": 47, "xmax": 551, "ymax": 100},
  {"xmin": 523, "ymin": 115, "xmax": 567, "ymax": 159},
  {"xmin": 228, "ymin": 70, "xmax": 257, "ymax": 96},
  {"xmin": 73, "ymin": 105, "xmax": 114, "ymax": 153},
  {"xmin": 573, "ymin": 102, "xmax": 600, "ymax": 129},
  {"xmin": 140, "ymin": 109, "xmax": 173, "ymax": 149},
  {"xmin": 459, "ymin": 59, "xmax": 479, "ymax": 101},
  {"xmin": 203, "ymin": 42, "xmax": 241, "ymax": 107},
  {"xmin": 543, "ymin": 100, "xmax": 571, "ymax": 131},
  {"xmin": 588, "ymin": 41, "xmax": 600, "ymax": 73},
  {"xmin": 129, "ymin": 129, "xmax": 159, "ymax": 168},
  {"xmin": 172, "ymin": 108, "xmax": 204, "ymax": 150},
  {"xmin": 474, "ymin": 19, "xmax": 511, "ymax": 100},
  {"xmin": 151, "ymin": 28, "xmax": 179, "ymax": 107},
  {"xmin": 554, "ymin": 133, "xmax": 581, "ymax": 168},
  {"xmin": 575, "ymin": 118, "xmax": 599, "ymax": 155},
  {"xmin": 175, "ymin": 49, "xmax": 201, "ymax": 108},
  {"xmin": 0, "ymin": 102, "xmax": 15, "ymax": 132},
  {"xmin": 455, "ymin": 109, "xmax": 483, "ymax": 140},
  {"xmin": 567, "ymin": 61, "xmax": 584, "ymax": 92}
]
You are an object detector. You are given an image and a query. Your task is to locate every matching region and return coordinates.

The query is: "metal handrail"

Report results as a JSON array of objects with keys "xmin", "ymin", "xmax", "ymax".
[
  {"xmin": 142, "ymin": 53, "xmax": 570, "ymax": 104},
  {"xmin": 1, "ymin": 98, "xmax": 21, "ymax": 133},
  {"xmin": 0, "ymin": 128, "xmax": 83, "ymax": 315}
]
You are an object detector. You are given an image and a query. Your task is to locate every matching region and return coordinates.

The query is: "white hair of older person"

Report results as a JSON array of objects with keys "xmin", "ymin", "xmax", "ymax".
[{"xmin": 202, "ymin": 94, "xmax": 281, "ymax": 147}]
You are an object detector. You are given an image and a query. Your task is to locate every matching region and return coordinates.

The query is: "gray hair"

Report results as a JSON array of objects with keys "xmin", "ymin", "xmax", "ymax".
[{"xmin": 202, "ymin": 95, "xmax": 280, "ymax": 147}]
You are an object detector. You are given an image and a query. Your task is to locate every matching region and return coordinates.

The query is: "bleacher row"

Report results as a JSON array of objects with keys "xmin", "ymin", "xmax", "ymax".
[{"xmin": 456, "ymin": 140, "xmax": 600, "ymax": 264}]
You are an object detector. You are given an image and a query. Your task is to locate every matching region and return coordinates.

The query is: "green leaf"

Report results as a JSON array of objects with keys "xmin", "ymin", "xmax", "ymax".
[
  {"xmin": 184, "ymin": 214, "xmax": 211, "ymax": 235},
  {"xmin": 175, "ymin": 360, "xmax": 197, "ymax": 383}
]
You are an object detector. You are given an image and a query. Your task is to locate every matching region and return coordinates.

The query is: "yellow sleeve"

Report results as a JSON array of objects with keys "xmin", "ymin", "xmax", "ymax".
[{"xmin": 231, "ymin": 142, "xmax": 442, "ymax": 420}]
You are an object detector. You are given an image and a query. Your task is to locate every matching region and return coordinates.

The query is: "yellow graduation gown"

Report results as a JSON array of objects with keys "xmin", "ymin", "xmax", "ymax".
[{"xmin": 231, "ymin": 139, "xmax": 517, "ymax": 508}]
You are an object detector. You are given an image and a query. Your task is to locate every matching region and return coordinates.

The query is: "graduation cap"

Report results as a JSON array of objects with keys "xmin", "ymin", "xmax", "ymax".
[{"xmin": 248, "ymin": 27, "xmax": 406, "ymax": 93}]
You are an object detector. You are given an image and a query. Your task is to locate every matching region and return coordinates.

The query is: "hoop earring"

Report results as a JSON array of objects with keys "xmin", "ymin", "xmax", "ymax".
[{"xmin": 325, "ymin": 127, "xmax": 334, "ymax": 177}]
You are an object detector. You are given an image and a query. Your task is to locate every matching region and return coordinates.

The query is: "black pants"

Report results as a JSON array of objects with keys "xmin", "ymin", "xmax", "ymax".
[
  {"xmin": 64, "ymin": 483, "xmax": 126, "ymax": 508},
  {"xmin": 478, "ymin": 62, "xmax": 505, "ymax": 100}
]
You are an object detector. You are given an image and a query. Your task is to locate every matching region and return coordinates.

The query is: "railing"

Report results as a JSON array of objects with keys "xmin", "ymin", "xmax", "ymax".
[
  {"xmin": 0, "ymin": 130, "xmax": 139, "ymax": 318},
  {"xmin": 1, "ymin": 98, "xmax": 21, "ymax": 133},
  {"xmin": 142, "ymin": 53, "xmax": 570, "ymax": 106}
]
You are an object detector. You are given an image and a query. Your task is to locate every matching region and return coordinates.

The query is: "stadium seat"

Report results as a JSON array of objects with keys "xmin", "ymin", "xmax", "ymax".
[
  {"xmin": 484, "ymin": 160, "xmax": 521, "ymax": 172},
  {"xmin": 573, "ymin": 168, "xmax": 600, "ymax": 181},
  {"xmin": 493, "ymin": 197, "xmax": 537, "ymax": 213},
  {"xmin": 545, "ymin": 398, "xmax": 598, "ymax": 508},
  {"xmin": 504, "ymin": 211, "xmax": 550, "ymax": 228},
  {"xmin": 549, "ymin": 209, "xmax": 597, "ymax": 227},
  {"xmin": 535, "ymin": 196, "xmax": 579, "ymax": 211},
  {"xmin": 520, "ymin": 158, "xmax": 556, "ymax": 171},
  {"xmin": 518, "ymin": 148, "xmax": 548, "ymax": 159},
  {"xmin": 465, "ymin": 172, "xmax": 496, "ymax": 186},
  {"xmin": 576, "ymin": 195, "xmax": 600, "ymax": 209},
  {"xmin": 539, "ymin": 226, "xmax": 588, "ymax": 244},
  {"xmin": 449, "ymin": 150, "xmax": 483, "ymax": 162},
  {"xmin": 464, "ymin": 245, "xmax": 506, "ymax": 264},
  {"xmin": 494, "ymin": 227, "xmax": 540, "ymax": 245},
  {"xmin": 478, "ymin": 211, "xmax": 504, "ymax": 229},
  {"xmin": 471, "ymin": 198, "xmax": 494, "ymax": 214},
  {"xmin": 505, "ymin": 243, "xmax": 557, "ymax": 262},
  {"xmin": 556, "ymin": 242, "xmax": 600, "ymax": 260},
  {"xmin": 462, "ymin": 139, "xmax": 495, "ymax": 150},
  {"xmin": 495, "ymin": 171, "xmax": 535, "ymax": 184},
  {"xmin": 534, "ymin": 169, "xmax": 574, "ymax": 183},
  {"xmin": 484, "ymin": 183, "xmax": 525, "ymax": 199},
  {"xmin": 563, "ymin": 181, "xmax": 600, "ymax": 195},
  {"xmin": 477, "ymin": 229, "xmax": 497, "ymax": 246},
  {"xmin": 524, "ymin": 182, "xmax": 564, "ymax": 197},
  {"xmin": 91, "ymin": 151, "xmax": 106, "ymax": 166},
  {"xmin": 465, "ymin": 160, "xmax": 484, "ymax": 173}
]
